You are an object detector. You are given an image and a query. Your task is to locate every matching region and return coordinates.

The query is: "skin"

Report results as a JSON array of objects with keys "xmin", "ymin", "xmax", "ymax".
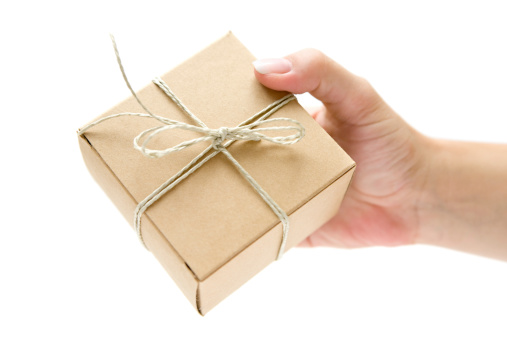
[{"xmin": 254, "ymin": 49, "xmax": 507, "ymax": 261}]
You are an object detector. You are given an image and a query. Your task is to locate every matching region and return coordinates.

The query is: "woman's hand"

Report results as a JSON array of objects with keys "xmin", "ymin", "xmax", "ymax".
[
  {"xmin": 254, "ymin": 49, "xmax": 431, "ymax": 248},
  {"xmin": 254, "ymin": 49, "xmax": 507, "ymax": 262}
]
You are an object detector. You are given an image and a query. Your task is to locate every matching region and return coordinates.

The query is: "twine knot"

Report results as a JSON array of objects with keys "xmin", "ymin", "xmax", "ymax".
[{"xmin": 210, "ymin": 127, "xmax": 231, "ymax": 150}]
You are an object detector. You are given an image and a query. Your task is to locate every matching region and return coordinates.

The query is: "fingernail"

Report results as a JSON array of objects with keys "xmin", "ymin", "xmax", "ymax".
[{"xmin": 253, "ymin": 58, "xmax": 292, "ymax": 74}]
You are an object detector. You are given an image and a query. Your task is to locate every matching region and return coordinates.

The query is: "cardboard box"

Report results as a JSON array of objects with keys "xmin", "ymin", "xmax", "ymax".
[{"xmin": 78, "ymin": 33, "xmax": 355, "ymax": 315}]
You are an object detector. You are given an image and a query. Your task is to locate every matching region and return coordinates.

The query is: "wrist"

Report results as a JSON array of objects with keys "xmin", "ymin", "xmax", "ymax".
[
  {"xmin": 414, "ymin": 138, "xmax": 507, "ymax": 260},
  {"xmin": 414, "ymin": 137, "xmax": 453, "ymax": 247}
]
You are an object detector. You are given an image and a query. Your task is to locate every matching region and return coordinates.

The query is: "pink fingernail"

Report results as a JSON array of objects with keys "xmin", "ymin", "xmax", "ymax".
[{"xmin": 253, "ymin": 58, "xmax": 292, "ymax": 74}]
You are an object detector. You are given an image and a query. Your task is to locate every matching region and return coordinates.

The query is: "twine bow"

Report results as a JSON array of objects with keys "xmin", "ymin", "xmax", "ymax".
[
  {"xmin": 78, "ymin": 35, "xmax": 305, "ymax": 260},
  {"xmin": 133, "ymin": 114, "xmax": 304, "ymax": 158}
]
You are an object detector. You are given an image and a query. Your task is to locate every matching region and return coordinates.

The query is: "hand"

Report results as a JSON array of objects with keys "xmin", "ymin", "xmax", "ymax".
[{"xmin": 254, "ymin": 50, "xmax": 431, "ymax": 248}]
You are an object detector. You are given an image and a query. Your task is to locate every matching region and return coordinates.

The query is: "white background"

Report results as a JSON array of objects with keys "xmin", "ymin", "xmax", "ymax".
[{"xmin": 1, "ymin": 1, "xmax": 506, "ymax": 337}]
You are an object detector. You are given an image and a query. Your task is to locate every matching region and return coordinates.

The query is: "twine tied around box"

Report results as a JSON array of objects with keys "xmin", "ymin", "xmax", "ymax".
[{"xmin": 78, "ymin": 36, "xmax": 305, "ymax": 260}]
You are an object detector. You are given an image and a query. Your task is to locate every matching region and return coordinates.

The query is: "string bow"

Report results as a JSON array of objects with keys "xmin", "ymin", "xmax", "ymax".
[{"xmin": 134, "ymin": 110, "xmax": 305, "ymax": 158}]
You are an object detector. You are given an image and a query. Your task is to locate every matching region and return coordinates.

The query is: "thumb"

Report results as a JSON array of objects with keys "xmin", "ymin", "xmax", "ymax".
[{"xmin": 253, "ymin": 49, "xmax": 385, "ymax": 125}]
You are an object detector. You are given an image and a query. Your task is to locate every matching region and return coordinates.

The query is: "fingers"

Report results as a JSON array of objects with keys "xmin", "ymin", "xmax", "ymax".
[
  {"xmin": 297, "ymin": 237, "xmax": 312, "ymax": 248},
  {"xmin": 253, "ymin": 49, "xmax": 384, "ymax": 125},
  {"xmin": 254, "ymin": 49, "xmax": 355, "ymax": 101},
  {"xmin": 303, "ymin": 105, "xmax": 325, "ymax": 120}
]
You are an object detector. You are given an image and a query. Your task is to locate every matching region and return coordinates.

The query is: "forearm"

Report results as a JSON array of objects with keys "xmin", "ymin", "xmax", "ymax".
[{"xmin": 417, "ymin": 138, "xmax": 507, "ymax": 260}]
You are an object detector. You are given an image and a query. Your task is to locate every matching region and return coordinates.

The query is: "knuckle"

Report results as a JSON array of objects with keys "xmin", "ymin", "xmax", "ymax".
[
  {"xmin": 346, "ymin": 77, "xmax": 384, "ymax": 116},
  {"xmin": 293, "ymin": 48, "xmax": 330, "ymax": 94},
  {"xmin": 302, "ymin": 48, "xmax": 328, "ymax": 69}
]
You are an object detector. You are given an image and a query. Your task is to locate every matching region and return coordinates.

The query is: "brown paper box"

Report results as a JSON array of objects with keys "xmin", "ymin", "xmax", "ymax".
[{"xmin": 78, "ymin": 33, "xmax": 355, "ymax": 315}]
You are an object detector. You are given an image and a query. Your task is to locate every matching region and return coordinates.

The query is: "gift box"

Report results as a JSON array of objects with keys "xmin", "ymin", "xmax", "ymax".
[{"xmin": 78, "ymin": 33, "xmax": 355, "ymax": 315}]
